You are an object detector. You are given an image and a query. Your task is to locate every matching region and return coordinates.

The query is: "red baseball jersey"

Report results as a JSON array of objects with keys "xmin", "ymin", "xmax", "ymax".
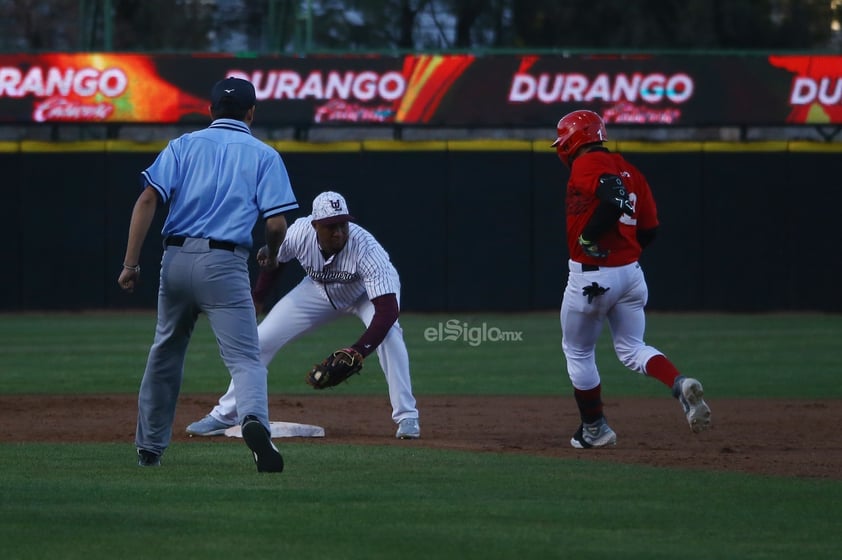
[{"xmin": 565, "ymin": 150, "xmax": 659, "ymax": 266}]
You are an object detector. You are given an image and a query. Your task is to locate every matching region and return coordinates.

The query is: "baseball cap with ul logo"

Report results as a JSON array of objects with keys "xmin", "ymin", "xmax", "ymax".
[{"xmin": 311, "ymin": 191, "xmax": 356, "ymax": 225}]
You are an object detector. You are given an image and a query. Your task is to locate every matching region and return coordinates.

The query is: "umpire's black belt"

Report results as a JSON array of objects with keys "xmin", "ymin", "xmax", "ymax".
[{"xmin": 165, "ymin": 236, "xmax": 237, "ymax": 252}]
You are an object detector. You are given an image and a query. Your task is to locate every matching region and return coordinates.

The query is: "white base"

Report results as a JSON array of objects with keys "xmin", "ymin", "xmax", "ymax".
[{"xmin": 224, "ymin": 421, "xmax": 325, "ymax": 439}]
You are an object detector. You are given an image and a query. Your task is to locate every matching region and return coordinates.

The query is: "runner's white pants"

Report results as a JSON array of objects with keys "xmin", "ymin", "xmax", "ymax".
[{"xmin": 561, "ymin": 260, "xmax": 663, "ymax": 390}]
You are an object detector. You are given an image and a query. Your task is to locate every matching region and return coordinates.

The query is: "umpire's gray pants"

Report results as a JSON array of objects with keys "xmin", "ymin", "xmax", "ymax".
[{"xmin": 135, "ymin": 238, "xmax": 269, "ymax": 454}]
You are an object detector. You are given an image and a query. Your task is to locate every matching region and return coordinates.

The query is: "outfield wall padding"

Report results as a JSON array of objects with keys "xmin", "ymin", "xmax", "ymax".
[{"xmin": 2, "ymin": 141, "xmax": 838, "ymax": 313}]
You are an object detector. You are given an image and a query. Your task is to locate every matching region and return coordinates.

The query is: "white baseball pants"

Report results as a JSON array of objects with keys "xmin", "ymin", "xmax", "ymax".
[
  {"xmin": 560, "ymin": 260, "xmax": 663, "ymax": 390},
  {"xmin": 209, "ymin": 278, "xmax": 418, "ymax": 424}
]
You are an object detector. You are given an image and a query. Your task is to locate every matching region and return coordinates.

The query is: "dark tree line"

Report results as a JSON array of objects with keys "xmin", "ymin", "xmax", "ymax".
[{"xmin": 0, "ymin": 0, "xmax": 839, "ymax": 53}]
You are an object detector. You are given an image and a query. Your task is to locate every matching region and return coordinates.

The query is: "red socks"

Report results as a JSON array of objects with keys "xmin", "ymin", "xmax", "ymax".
[
  {"xmin": 574, "ymin": 355, "xmax": 681, "ymax": 422},
  {"xmin": 573, "ymin": 385, "xmax": 604, "ymax": 424},
  {"xmin": 645, "ymin": 354, "xmax": 681, "ymax": 388}
]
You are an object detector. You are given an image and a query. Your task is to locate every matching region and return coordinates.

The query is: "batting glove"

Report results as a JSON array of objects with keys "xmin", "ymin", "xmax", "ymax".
[{"xmin": 578, "ymin": 235, "xmax": 608, "ymax": 259}]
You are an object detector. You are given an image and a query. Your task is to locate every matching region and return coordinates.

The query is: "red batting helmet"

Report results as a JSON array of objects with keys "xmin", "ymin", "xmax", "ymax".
[{"xmin": 551, "ymin": 110, "xmax": 607, "ymax": 167}]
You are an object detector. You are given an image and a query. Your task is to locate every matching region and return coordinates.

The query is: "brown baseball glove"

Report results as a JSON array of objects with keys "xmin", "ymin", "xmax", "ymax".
[{"xmin": 306, "ymin": 347, "xmax": 364, "ymax": 389}]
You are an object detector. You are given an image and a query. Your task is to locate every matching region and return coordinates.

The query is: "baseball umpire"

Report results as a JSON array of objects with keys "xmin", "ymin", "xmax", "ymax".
[
  {"xmin": 552, "ymin": 109, "xmax": 711, "ymax": 449},
  {"xmin": 118, "ymin": 77, "xmax": 299, "ymax": 471}
]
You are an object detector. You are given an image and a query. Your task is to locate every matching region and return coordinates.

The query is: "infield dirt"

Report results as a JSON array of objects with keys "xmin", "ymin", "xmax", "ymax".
[{"xmin": 2, "ymin": 394, "xmax": 839, "ymax": 480}]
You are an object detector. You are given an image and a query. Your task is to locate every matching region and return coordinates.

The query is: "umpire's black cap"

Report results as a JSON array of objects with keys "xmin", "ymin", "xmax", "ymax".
[{"xmin": 210, "ymin": 77, "xmax": 256, "ymax": 111}]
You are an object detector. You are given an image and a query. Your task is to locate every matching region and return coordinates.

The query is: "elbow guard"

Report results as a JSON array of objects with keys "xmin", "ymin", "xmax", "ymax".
[{"xmin": 597, "ymin": 174, "xmax": 634, "ymax": 216}]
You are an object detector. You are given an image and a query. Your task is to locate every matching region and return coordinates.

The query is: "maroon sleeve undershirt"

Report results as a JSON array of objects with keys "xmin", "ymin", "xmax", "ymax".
[
  {"xmin": 351, "ymin": 293, "xmax": 399, "ymax": 357},
  {"xmin": 252, "ymin": 262, "xmax": 287, "ymax": 305}
]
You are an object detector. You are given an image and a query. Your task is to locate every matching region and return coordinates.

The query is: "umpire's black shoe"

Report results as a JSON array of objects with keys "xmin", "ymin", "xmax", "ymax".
[
  {"xmin": 241, "ymin": 415, "xmax": 284, "ymax": 473},
  {"xmin": 137, "ymin": 449, "xmax": 161, "ymax": 467}
]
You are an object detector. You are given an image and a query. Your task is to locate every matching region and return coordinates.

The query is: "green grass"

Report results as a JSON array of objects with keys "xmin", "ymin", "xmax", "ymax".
[
  {"xmin": 0, "ymin": 311, "xmax": 840, "ymax": 398},
  {"xmin": 1, "ymin": 442, "xmax": 840, "ymax": 560},
  {"xmin": 1, "ymin": 311, "xmax": 841, "ymax": 559}
]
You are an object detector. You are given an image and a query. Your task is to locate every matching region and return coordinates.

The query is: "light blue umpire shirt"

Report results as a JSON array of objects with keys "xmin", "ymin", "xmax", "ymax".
[
  {"xmin": 141, "ymin": 118, "xmax": 298, "ymax": 247},
  {"xmin": 134, "ymin": 117, "xmax": 298, "ymax": 456}
]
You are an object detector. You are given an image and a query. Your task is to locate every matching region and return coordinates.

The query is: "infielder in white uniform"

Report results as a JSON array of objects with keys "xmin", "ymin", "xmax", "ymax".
[{"xmin": 186, "ymin": 191, "xmax": 420, "ymax": 439}]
